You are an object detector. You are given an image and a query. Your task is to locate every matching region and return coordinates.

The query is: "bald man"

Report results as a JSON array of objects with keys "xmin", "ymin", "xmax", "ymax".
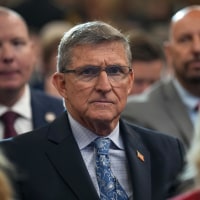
[{"xmin": 122, "ymin": 5, "xmax": 200, "ymax": 149}]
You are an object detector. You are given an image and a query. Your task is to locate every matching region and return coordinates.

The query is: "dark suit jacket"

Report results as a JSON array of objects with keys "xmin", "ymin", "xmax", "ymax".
[
  {"xmin": 30, "ymin": 89, "xmax": 64, "ymax": 128},
  {"xmin": 122, "ymin": 78, "xmax": 193, "ymax": 149},
  {"xmin": 0, "ymin": 112, "xmax": 184, "ymax": 200}
]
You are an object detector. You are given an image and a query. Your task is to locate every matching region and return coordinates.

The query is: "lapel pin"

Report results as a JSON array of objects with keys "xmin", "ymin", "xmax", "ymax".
[
  {"xmin": 45, "ymin": 112, "xmax": 56, "ymax": 123},
  {"xmin": 136, "ymin": 150, "xmax": 145, "ymax": 162}
]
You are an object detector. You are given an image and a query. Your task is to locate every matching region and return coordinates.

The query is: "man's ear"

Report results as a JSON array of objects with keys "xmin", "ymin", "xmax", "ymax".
[
  {"xmin": 127, "ymin": 70, "xmax": 134, "ymax": 95},
  {"xmin": 163, "ymin": 41, "xmax": 172, "ymax": 65},
  {"xmin": 163, "ymin": 41, "xmax": 174, "ymax": 74},
  {"xmin": 52, "ymin": 72, "xmax": 67, "ymax": 98}
]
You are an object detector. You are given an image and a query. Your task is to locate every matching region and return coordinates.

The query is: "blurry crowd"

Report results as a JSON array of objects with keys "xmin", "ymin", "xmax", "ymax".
[
  {"xmin": 0, "ymin": 1, "xmax": 200, "ymax": 200},
  {"xmin": 2, "ymin": 0, "xmax": 199, "ymax": 37},
  {"xmin": 1, "ymin": 0, "xmax": 198, "ymax": 98}
]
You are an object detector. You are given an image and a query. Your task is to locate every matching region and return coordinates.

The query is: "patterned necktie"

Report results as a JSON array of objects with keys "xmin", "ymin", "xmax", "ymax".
[
  {"xmin": 94, "ymin": 137, "xmax": 128, "ymax": 200},
  {"xmin": 1, "ymin": 111, "xmax": 18, "ymax": 138}
]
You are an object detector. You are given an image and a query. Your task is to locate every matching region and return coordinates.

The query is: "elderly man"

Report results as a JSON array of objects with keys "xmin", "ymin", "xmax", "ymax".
[{"xmin": 0, "ymin": 19, "xmax": 184, "ymax": 200}]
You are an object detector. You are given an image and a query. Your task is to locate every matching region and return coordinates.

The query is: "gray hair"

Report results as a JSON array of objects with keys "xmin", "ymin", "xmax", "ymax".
[{"xmin": 57, "ymin": 21, "xmax": 132, "ymax": 72}]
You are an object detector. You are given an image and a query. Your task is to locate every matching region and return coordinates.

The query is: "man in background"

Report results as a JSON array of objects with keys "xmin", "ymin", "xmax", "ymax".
[
  {"xmin": 122, "ymin": 5, "xmax": 200, "ymax": 149},
  {"xmin": 127, "ymin": 30, "xmax": 166, "ymax": 95},
  {"xmin": 0, "ymin": 7, "xmax": 64, "ymax": 139}
]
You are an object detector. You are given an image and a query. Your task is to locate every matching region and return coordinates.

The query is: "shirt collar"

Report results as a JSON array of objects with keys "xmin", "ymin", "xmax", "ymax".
[
  {"xmin": 0, "ymin": 85, "xmax": 32, "ymax": 119},
  {"xmin": 67, "ymin": 113, "xmax": 124, "ymax": 150}
]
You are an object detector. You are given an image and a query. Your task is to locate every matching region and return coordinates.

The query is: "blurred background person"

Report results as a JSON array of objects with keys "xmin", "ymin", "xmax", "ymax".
[
  {"xmin": 0, "ymin": 7, "xmax": 64, "ymax": 139},
  {"xmin": 30, "ymin": 20, "xmax": 73, "ymax": 98},
  {"xmin": 78, "ymin": 0, "xmax": 136, "ymax": 31},
  {"xmin": 126, "ymin": 30, "xmax": 166, "ymax": 95},
  {"xmin": 122, "ymin": 5, "xmax": 200, "ymax": 149},
  {"xmin": 169, "ymin": 112, "xmax": 200, "ymax": 200},
  {"xmin": 4, "ymin": 0, "xmax": 200, "ymax": 40},
  {"xmin": 12, "ymin": 0, "xmax": 65, "ymax": 31},
  {"xmin": 0, "ymin": 150, "xmax": 15, "ymax": 200}
]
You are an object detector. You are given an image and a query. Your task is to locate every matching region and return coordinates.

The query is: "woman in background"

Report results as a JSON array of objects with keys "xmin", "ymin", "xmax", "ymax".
[
  {"xmin": 0, "ymin": 150, "xmax": 15, "ymax": 200},
  {"xmin": 170, "ymin": 113, "xmax": 200, "ymax": 200}
]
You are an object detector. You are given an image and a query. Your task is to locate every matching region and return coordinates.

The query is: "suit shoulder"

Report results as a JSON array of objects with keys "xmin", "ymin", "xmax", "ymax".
[
  {"xmin": 30, "ymin": 89, "xmax": 64, "ymax": 111},
  {"xmin": 124, "ymin": 120, "xmax": 185, "ymax": 165},
  {"xmin": 127, "ymin": 79, "xmax": 171, "ymax": 104},
  {"xmin": 124, "ymin": 119, "xmax": 183, "ymax": 147},
  {"xmin": 1, "ymin": 125, "xmax": 48, "ymax": 147},
  {"xmin": 122, "ymin": 79, "xmax": 174, "ymax": 120}
]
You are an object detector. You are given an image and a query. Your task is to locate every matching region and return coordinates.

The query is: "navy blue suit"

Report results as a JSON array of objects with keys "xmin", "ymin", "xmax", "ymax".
[
  {"xmin": 0, "ymin": 112, "xmax": 184, "ymax": 200},
  {"xmin": 30, "ymin": 89, "xmax": 64, "ymax": 128}
]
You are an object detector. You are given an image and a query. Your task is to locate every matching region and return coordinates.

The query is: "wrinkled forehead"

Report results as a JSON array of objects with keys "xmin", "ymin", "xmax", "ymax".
[{"xmin": 70, "ymin": 42, "xmax": 129, "ymax": 64}]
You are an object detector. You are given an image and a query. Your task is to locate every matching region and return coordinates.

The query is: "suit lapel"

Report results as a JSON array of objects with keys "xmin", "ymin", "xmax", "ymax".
[
  {"xmin": 44, "ymin": 114, "xmax": 152, "ymax": 200},
  {"xmin": 45, "ymin": 113, "xmax": 99, "ymax": 200},
  {"xmin": 30, "ymin": 89, "xmax": 46, "ymax": 127},
  {"xmin": 120, "ymin": 120, "xmax": 151, "ymax": 200}
]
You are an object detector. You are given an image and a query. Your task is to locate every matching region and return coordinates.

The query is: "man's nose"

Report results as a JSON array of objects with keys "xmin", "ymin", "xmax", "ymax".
[
  {"xmin": 192, "ymin": 35, "xmax": 200, "ymax": 53},
  {"xmin": 0, "ymin": 44, "xmax": 14, "ymax": 62},
  {"xmin": 95, "ymin": 71, "xmax": 112, "ymax": 91}
]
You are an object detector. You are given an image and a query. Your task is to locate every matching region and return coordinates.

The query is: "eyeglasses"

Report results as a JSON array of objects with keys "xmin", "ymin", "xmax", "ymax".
[{"xmin": 61, "ymin": 65, "xmax": 132, "ymax": 82}]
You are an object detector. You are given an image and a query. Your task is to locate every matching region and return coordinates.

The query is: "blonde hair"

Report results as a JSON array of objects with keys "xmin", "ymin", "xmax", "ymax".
[
  {"xmin": 0, "ymin": 171, "xmax": 13, "ymax": 200},
  {"xmin": 0, "ymin": 151, "xmax": 15, "ymax": 200},
  {"xmin": 180, "ymin": 113, "xmax": 200, "ymax": 188}
]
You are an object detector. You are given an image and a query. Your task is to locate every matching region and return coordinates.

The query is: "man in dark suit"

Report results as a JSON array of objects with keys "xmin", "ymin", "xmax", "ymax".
[
  {"xmin": 122, "ymin": 5, "xmax": 200, "ymax": 149},
  {"xmin": 29, "ymin": 89, "xmax": 64, "ymax": 128},
  {"xmin": 0, "ymin": 20, "xmax": 184, "ymax": 200},
  {"xmin": 0, "ymin": 7, "xmax": 64, "ymax": 139}
]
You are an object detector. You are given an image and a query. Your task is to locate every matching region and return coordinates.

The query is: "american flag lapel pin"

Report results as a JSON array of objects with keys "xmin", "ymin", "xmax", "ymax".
[{"xmin": 136, "ymin": 150, "xmax": 145, "ymax": 162}]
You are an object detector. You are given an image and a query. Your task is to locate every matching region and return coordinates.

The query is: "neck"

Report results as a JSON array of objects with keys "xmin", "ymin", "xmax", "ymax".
[
  {"xmin": 77, "ymin": 116, "xmax": 119, "ymax": 137},
  {"xmin": 180, "ymin": 81, "xmax": 200, "ymax": 97}
]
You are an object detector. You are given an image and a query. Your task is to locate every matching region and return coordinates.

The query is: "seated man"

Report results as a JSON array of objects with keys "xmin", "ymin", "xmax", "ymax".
[
  {"xmin": 122, "ymin": 5, "xmax": 200, "ymax": 149},
  {"xmin": 0, "ymin": 20, "xmax": 184, "ymax": 200}
]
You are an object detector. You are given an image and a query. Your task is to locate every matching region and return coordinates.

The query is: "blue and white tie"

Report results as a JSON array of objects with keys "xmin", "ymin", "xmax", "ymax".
[{"xmin": 94, "ymin": 137, "xmax": 128, "ymax": 200}]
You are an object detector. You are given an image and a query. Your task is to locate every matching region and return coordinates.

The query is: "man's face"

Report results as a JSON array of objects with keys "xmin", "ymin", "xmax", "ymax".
[
  {"xmin": 54, "ymin": 42, "xmax": 133, "ymax": 130},
  {"xmin": 165, "ymin": 10, "xmax": 200, "ymax": 85},
  {"xmin": 0, "ymin": 14, "xmax": 35, "ymax": 92},
  {"xmin": 129, "ymin": 59, "xmax": 163, "ymax": 95}
]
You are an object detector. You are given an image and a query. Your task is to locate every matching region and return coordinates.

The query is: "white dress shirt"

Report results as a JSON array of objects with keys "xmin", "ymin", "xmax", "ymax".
[
  {"xmin": 68, "ymin": 113, "xmax": 133, "ymax": 199},
  {"xmin": 0, "ymin": 85, "xmax": 33, "ymax": 139},
  {"xmin": 173, "ymin": 79, "xmax": 200, "ymax": 125}
]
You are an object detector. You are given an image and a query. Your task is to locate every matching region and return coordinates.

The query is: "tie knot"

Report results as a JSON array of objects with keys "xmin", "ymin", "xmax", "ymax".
[
  {"xmin": 1, "ymin": 111, "xmax": 18, "ymax": 124},
  {"xmin": 94, "ymin": 137, "xmax": 111, "ymax": 155},
  {"xmin": 1, "ymin": 111, "xmax": 18, "ymax": 138}
]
